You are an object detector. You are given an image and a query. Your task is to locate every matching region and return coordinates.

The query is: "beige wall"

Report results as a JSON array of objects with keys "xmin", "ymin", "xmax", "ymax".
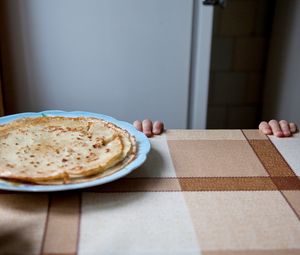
[{"xmin": 207, "ymin": 0, "xmax": 274, "ymax": 128}]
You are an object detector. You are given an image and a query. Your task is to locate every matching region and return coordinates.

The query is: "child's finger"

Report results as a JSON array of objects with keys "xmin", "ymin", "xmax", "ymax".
[
  {"xmin": 269, "ymin": 119, "xmax": 283, "ymax": 137},
  {"xmin": 289, "ymin": 122, "xmax": 298, "ymax": 133},
  {"xmin": 259, "ymin": 121, "xmax": 272, "ymax": 135},
  {"xmin": 142, "ymin": 119, "xmax": 153, "ymax": 137},
  {"xmin": 133, "ymin": 120, "xmax": 142, "ymax": 132},
  {"xmin": 153, "ymin": 121, "xmax": 164, "ymax": 135},
  {"xmin": 279, "ymin": 120, "xmax": 291, "ymax": 136}
]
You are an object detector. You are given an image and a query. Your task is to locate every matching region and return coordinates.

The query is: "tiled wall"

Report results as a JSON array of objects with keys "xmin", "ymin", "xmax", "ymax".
[{"xmin": 206, "ymin": 0, "xmax": 275, "ymax": 128}]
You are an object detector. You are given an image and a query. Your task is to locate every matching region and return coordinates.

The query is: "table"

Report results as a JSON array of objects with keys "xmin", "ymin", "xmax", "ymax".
[{"xmin": 0, "ymin": 130, "xmax": 300, "ymax": 255}]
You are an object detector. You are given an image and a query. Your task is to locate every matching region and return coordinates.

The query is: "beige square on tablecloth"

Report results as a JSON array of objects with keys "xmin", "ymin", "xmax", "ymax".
[
  {"xmin": 168, "ymin": 140, "xmax": 268, "ymax": 177},
  {"xmin": 184, "ymin": 191, "xmax": 300, "ymax": 251},
  {"xmin": 0, "ymin": 194, "xmax": 48, "ymax": 255},
  {"xmin": 79, "ymin": 192, "xmax": 201, "ymax": 255}
]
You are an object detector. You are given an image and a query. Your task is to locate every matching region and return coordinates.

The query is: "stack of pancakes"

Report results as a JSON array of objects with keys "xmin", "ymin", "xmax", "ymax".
[{"xmin": 0, "ymin": 116, "xmax": 137, "ymax": 184}]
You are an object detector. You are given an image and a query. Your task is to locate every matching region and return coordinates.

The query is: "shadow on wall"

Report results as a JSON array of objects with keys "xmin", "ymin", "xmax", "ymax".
[
  {"xmin": 262, "ymin": 0, "xmax": 300, "ymax": 126},
  {"xmin": 1, "ymin": 1, "xmax": 67, "ymax": 115},
  {"xmin": 206, "ymin": 0, "xmax": 275, "ymax": 129}
]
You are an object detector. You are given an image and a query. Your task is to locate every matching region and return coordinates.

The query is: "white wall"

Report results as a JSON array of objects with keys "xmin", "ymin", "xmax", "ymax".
[
  {"xmin": 262, "ymin": 0, "xmax": 300, "ymax": 125},
  {"xmin": 1, "ymin": 0, "xmax": 195, "ymax": 128}
]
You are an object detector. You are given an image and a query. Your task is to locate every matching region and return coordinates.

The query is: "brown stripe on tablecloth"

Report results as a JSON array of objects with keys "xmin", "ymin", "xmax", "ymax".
[
  {"xmin": 41, "ymin": 192, "xmax": 81, "ymax": 255},
  {"xmin": 271, "ymin": 176, "xmax": 300, "ymax": 190},
  {"xmin": 86, "ymin": 177, "xmax": 181, "ymax": 192},
  {"xmin": 243, "ymin": 131, "xmax": 300, "ymax": 220},
  {"xmin": 84, "ymin": 177, "xmax": 300, "ymax": 192},
  {"xmin": 246, "ymin": 139, "xmax": 295, "ymax": 176},
  {"xmin": 203, "ymin": 249, "xmax": 300, "ymax": 255},
  {"xmin": 40, "ymin": 194, "xmax": 51, "ymax": 255},
  {"xmin": 179, "ymin": 177, "xmax": 277, "ymax": 191}
]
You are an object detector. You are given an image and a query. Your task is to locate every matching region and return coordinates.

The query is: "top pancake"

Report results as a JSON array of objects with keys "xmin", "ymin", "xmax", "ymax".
[{"xmin": 0, "ymin": 116, "xmax": 137, "ymax": 184}]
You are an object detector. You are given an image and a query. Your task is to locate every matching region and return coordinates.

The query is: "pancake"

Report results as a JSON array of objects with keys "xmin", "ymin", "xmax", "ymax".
[{"xmin": 0, "ymin": 116, "xmax": 137, "ymax": 184}]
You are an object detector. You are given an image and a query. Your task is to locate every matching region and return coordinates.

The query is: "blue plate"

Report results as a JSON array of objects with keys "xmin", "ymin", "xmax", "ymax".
[{"xmin": 0, "ymin": 110, "xmax": 150, "ymax": 192}]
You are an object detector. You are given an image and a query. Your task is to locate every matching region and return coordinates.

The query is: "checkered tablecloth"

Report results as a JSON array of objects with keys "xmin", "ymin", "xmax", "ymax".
[{"xmin": 0, "ymin": 130, "xmax": 300, "ymax": 255}]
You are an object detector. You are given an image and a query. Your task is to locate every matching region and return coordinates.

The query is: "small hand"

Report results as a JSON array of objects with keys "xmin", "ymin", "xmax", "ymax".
[
  {"xmin": 133, "ymin": 119, "xmax": 164, "ymax": 137},
  {"xmin": 259, "ymin": 120, "xmax": 298, "ymax": 137}
]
